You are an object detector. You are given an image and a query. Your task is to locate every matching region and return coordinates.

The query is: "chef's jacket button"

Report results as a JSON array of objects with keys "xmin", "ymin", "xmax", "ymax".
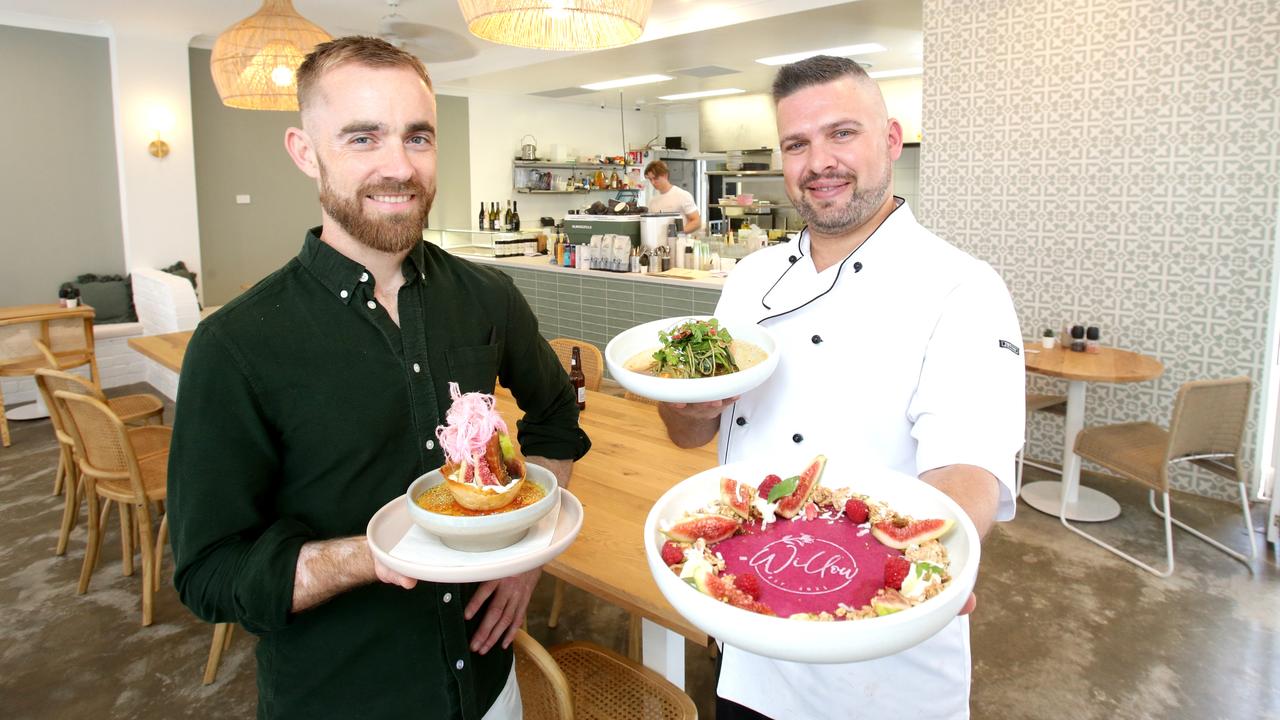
[
  {"xmin": 425, "ymin": 439, "xmax": 435, "ymax": 450},
  {"xmin": 366, "ymin": 300, "xmax": 377, "ymax": 310},
  {"xmin": 339, "ymin": 290, "xmax": 349, "ymax": 299},
  {"xmin": 853, "ymin": 261, "xmax": 863, "ymax": 272},
  {"xmin": 735, "ymin": 417, "xmax": 747, "ymax": 426},
  {"xmin": 360, "ymin": 272, "xmax": 369, "ymax": 282},
  {"xmin": 811, "ymin": 334, "xmax": 822, "ymax": 344},
  {"xmin": 412, "ymin": 362, "xmax": 421, "ymax": 373},
  {"xmin": 792, "ymin": 433, "xmax": 804, "ymax": 443},
  {"xmin": 442, "ymin": 592, "xmax": 452, "ymax": 603},
  {"xmin": 456, "ymin": 659, "xmax": 465, "ymax": 670}
]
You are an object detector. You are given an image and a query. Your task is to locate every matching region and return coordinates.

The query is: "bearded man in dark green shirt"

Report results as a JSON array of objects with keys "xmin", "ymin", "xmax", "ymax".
[{"xmin": 167, "ymin": 37, "xmax": 590, "ymax": 719}]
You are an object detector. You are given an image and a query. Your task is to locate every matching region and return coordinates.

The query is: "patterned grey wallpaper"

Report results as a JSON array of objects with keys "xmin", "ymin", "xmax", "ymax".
[{"xmin": 920, "ymin": 0, "xmax": 1280, "ymax": 500}]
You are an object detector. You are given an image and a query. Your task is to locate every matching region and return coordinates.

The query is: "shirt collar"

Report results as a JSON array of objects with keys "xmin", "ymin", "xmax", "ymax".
[{"xmin": 298, "ymin": 227, "xmax": 426, "ymax": 305}]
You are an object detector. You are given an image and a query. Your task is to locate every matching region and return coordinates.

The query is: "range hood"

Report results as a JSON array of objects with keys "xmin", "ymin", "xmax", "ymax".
[{"xmin": 698, "ymin": 93, "xmax": 778, "ymax": 153}]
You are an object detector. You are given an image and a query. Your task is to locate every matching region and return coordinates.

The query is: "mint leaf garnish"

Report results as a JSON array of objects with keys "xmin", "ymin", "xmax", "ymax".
[
  {"xmin": 767, "ymin": 475, "xmax": 799, "ymax": 503},
  {"xmin": 683, "ymin": 577, "xmax": 698, "ymax": 589}
]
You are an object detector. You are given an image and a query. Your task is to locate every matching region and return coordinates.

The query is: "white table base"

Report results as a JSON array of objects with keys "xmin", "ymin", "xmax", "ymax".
[
  {"xmin": 1019, "ymin": 379, "xmax": 1122, "ymax": 522},
  {"xmin": 641, "ymin": 618, "xmax": 685, "ymax": 689},
  {"xmin": 6, "ymin": 395, "xmax": 49, "ymax": 420}
]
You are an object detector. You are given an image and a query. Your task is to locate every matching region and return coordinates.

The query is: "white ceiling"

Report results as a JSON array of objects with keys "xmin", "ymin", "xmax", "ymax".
[{"xmin": 0, "ymin": 0, "xmax": 921, "ymax": 107}]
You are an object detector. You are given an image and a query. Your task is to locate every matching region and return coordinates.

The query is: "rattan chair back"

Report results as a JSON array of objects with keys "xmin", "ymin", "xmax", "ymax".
[
  {"xmin": 550, "ymin": 641, "xmax": 697, "ymax": 720},
  {"xmin": 549, "ymin": 338, "xmax": 603, "ymax": 392},
  {"xmin": 54, "ymin": 391, "xmax": 144, "ymax": 501},
  {"xmin": 1166, "ymin": 376, "xmax": 1251, "ymax": 482},
  {"xmin": 36, "ymin": 368, "xmax": 104, "ymax": 441},
  {"xmin": 513, "ymin": 630, "xmax": 572, "ymax": 720}
]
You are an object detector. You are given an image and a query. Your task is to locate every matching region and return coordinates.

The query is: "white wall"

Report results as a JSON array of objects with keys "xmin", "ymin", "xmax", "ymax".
[
  {"xmin": 656, "ymin": 108, "xmax": 701, "ymax": 153},
  {"xmin": 464, "ymin": 93, "xmax": 663, "ymax": 228}
]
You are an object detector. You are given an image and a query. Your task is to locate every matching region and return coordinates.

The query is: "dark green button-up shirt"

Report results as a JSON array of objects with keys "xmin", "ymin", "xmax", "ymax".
[{"xmin": 168, "ymin": 229, "xmax": 590, "ymax": 720}]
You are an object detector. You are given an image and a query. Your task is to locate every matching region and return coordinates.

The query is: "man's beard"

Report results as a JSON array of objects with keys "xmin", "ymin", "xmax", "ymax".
[
  {"xmin": 791, "ymin": 156, "xmax": 892, "ymax": 236},
  {"xmin": 318, "ymin": 165, "xmax": 435, "ymax": 254}
]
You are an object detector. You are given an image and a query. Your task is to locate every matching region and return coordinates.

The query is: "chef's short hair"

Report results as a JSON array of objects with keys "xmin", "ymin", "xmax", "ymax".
[
  {"xmin": 771, "ymin": 55, "xmax": 871, "ymax": 103},
  {"xmin": 644, "ymin": 160, "xmax": 669, "ymax": 179},
  {"xmin": 296, "ymin": 36, "xmax": 433, "ymax": 116}
]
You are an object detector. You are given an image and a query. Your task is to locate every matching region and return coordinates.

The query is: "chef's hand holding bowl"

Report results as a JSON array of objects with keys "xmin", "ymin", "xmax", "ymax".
[{"xmin": 604, "ymin": 316, "xmax": 779, "ymax": 404}]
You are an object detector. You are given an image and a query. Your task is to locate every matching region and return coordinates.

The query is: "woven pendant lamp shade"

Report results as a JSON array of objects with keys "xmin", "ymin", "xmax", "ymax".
[
  {"xmin": 211, "ymin": 0, "xmax": 332, "ymax": 111},
  {"xmin": 458, "ymin": 0, "xmax": 653, "ymax": 51}
]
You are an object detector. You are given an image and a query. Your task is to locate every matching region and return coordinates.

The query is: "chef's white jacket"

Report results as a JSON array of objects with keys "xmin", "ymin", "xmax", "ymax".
[{"xmin": 713, "ymin": 200, "xmax": 1025, "ymax": 720}]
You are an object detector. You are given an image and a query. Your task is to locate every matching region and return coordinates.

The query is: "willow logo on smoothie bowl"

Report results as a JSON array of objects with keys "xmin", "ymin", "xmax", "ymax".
[{"xmin": 421, "ymin": 382, "xmax": 545, "ymax": 515}]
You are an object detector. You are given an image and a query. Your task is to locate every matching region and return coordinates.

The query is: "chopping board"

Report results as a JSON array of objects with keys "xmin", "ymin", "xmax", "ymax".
[{"xmin": 653, "ymin": 268, "xmax": 708, "ymax": 280}]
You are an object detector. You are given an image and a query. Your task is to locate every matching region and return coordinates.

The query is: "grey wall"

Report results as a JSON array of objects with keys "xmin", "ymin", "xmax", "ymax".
[
  {"xmin": 189, "ymin": 47, "xmax": 319, "ymax": 306},
  {"xmin": 0, "ymin": 26, "xmax": 124, "ymax": 306},
  {"xmin": 921, "ymin": 0, "xmax": 1280, "ymax": 500},
  {"xmin": 431, "ymin": 94, "xmax": 472, "ymax": 232}
]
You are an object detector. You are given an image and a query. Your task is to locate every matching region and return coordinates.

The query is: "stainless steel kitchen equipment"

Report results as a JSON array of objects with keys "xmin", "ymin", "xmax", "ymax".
[{"xmin": 520, "ymin": 135, "xmax": 537, "ymax": 161}]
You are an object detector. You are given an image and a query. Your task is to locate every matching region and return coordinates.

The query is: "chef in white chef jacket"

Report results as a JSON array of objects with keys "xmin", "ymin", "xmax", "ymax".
[{"xmin": 658, "ymin": 56, "xmax": 1025, "ymax": 720}]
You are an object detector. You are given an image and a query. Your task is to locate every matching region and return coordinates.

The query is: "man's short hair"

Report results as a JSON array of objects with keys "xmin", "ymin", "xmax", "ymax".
[
  {"xmin": 771, "ymin": 55, "xmax": 871, "ymax": 104},
  {"xmin": 644, "ymin": 160, "xmax": 669, "ymax": 179},
  {"xmin": 296, "ymin": 36, "xmax": 433, "ymax": 114}
]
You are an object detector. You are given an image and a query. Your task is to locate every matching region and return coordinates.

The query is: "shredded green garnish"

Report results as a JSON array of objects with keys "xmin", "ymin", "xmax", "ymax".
[{"xmin": 652, "ymin": 318, "xmax": 740, "ymax": 378}]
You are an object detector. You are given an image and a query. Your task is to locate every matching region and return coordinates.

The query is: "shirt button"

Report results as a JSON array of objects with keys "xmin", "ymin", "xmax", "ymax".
[
  {"xmin": 792, "ymin": 433, "xmax": 804, "ymax": 443},
  {"xmin": 367, "ymin": 300, "xmax": 377, "ymax": 310},
  {"xmin": 425, "ymin": 439, "xmax": 435, "ymax": 450},
  {"xmin": 412, "ymin": 362, "xmax": 421, "ymax": 373},
  {"xmin": 735, "ymin": 417, "xmax": 747, "ymax": 426},
  {"xmin": 360, "ymin": 272, "xmax": 369, "ymax": 282},
  {"xmin": 442, "ymin": 592, "xmax": 452, "ymax": 603},
  {"xmin": 811, "ymin": 335, "xmax": 822, "ymax": 344},
  {"xmin": 339, "ymin": 290, "xmax": 349, "ymax": 299},
  {"xmin": 853, "ymin": 261, "xmax": 863, "ymax": 272},
  {"xmin": 455, "ymin": 659, "xmax": 465, "ymax": 670}
]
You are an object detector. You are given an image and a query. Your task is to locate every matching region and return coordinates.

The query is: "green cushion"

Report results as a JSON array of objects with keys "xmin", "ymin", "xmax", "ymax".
[
  {"xmin": 72, "ymin": 274, "xmax": 135, "ymax": 324},
  {"xmin": 161, "ymin": 260, "xmax": 198, "ymax": 291}
]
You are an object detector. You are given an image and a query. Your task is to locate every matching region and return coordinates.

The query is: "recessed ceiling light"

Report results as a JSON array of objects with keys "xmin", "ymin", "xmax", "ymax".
[
  {"xmin": 580, "ymin": 74, "xmax": 674, "ymax": 91},
  {"xmin": 868, "ymin": 67, "xmax": 923, "ymax": 79},
  {"xmin": 657, "ymin": 88, "xmax": 746, "ymax": 101},
  {"xmin": 755, "ymin": 43, "xmax": 886, "ymax": 67}
]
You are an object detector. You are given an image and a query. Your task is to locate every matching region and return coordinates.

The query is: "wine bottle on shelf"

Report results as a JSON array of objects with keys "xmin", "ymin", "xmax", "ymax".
[
  {"xmin": 503, "ymin": 201, "xmax": 512, "ymax": 232},
  {"xmin": 512, "ymin": 201, "xmax": 521, "ymax": 231},
  {"xmin": 570, "ymin": 346, "xmax": 587, "ymax": 410},
  {"xmin": 490, "ymin": 202, "xmax": 499, "ymax": 231},
  {"xmin": 478, "ymin": 202, "xmax": 486, "ymax": 230}
]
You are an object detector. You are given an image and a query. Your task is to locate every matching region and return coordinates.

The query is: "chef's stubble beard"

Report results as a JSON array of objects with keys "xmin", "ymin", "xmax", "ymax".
[
  {"xmin": 792, "ymin": 153, "xmax": 892, "ymax": 237},
  {"xmin": 318, "ymin": 164, "xmax": 436, "ymax": 254}
]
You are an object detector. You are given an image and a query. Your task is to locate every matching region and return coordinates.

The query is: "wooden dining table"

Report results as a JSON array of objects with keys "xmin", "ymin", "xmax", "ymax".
[
  {"xmin": 0, "ymin": 303, "xmax": 97, "ymax": 440},
  {"xmin": 129, "ymin": 330, "xmax": 713, "ymax": 686},
  {"xmin": 1021, "ymin": 343, "xmax": 1164, "ymax": 521}
]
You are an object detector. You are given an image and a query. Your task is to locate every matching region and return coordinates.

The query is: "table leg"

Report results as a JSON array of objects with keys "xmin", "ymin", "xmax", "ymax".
[
  {"xmin": 1019, "ymin": 380, "xmax": 1121, "ymax": 521},
  {"xmin": 7, "ymin": 394, "xmax": 50, "ymax": 421},
  {"xmin": 640, "ymin": 618, "xmax": 685, "ymax": 690}
]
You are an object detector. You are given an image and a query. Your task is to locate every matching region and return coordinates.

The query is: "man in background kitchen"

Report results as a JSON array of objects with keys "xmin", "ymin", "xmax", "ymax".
[
  {"xmin": 657, "ymin": 55, "xmax": 1024, "ymax": 719},
  {"xmin": 644, "ymin": 159, "xmax": 702, "ymax": 233},
  {"xmin": 167, "ymin": 36, "xmax": 589, "ymax": 720}
]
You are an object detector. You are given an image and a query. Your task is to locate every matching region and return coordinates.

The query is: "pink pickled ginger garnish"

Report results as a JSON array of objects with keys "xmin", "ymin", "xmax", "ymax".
[{"xmin": 435, "ymin": 382, "xmax": 508, "ymax": 465}]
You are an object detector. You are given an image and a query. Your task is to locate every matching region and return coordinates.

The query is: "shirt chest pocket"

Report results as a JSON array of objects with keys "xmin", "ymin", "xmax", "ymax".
[{"xmin": 444, "ymin": 342, "xmax": 503, "ymax": 394}]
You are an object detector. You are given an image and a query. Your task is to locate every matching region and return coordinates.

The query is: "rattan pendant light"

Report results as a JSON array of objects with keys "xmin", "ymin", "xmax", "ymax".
[
  {"xmin": 211, "ymin": 0, "xmax": 332, "ymax": 111},
  {"xmin": 458, "ymin": 0, "xmax": 652, "ymax": 51}
]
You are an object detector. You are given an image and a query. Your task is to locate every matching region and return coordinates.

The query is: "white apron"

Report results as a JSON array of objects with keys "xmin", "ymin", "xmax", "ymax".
[{"xmin": 712, "ymin": 202, "xmax": 1024, "ymax": 720}]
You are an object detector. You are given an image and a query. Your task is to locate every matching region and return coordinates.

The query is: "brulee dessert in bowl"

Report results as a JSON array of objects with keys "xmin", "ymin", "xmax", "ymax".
[{"xmin": 405, "ymin": 382, "xmax": 559, "ymax": 551}]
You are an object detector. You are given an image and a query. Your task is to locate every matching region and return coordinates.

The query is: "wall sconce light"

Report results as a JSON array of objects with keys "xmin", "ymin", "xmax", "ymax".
[{"xmin": 147, "ymin": 106, "xmax": 174, "ymax": 159}]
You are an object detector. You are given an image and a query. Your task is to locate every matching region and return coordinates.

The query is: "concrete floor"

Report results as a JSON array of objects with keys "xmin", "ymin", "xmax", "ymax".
[{"xmin": 1, "ymin": 383, "xmax": 1277, "ymax": 719}]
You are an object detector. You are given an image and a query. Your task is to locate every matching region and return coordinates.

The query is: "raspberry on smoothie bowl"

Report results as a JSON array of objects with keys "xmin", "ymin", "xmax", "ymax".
[{"xmin": 658, "ymin": 455, "xmax": 956, "ymax": 621}]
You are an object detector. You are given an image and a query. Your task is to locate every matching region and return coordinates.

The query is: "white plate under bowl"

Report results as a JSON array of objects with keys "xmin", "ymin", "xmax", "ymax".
[
  {"xmin": 368, "ymin": 488, "xmax": 583, "ymax": 583},
  {"xmin": 605, "ymin": 316, "xmax": 780, "ymax": 404},
  {"xmin": 406, "ymin": 463, "xmax": 560, "ymax": 551},
  {"xmin": 643, "ymin": 460, "xmax": 980, "ymax": 664}
]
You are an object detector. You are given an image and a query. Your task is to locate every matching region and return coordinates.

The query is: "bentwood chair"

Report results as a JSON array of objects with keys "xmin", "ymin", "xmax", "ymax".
[
  {"xmin": 1064, "ymin": 376, "xmax": 1258, "ymax": 577},
  {"xmin": 550, "ymin": 641, "xmax": 697, "ymax": 720},
  {"xmin": 548, "ymin": 338, "xmax": 603, "ymax": 391},
  {"xmin": 55, "ymin": 391, "xmax": 171, "ymax": 625},
  {"xmin": 1016, "ymin": 391, "xmax": 1067, "ymax": 495},
  {"xmin": 514, "ymin": 630, "xmax": 573, "ymax": 720},
  {"xmin": 203, "ymin": 623, "xmax": 236, "ymax": 685}
]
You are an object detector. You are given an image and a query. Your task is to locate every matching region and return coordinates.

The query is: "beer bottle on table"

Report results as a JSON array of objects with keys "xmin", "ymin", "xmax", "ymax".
[{"xmin": 570, "ymin": 346, "xmax": 586, "ymax": 410}]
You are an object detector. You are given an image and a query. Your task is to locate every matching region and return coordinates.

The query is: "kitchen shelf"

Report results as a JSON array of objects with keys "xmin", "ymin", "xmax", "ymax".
[
  {"xmin": 516, "ymin": 188, "xmax": 627, "ymax": 194},
  {"xmin": 706, "ymin": 170, "xmax": 783, "ymax": 176},
  {"xmin": 513, "ymin": 160, "xmax": 630, "ymax": 170},
  {"xmin": 709, "ymin": 203, "xmax": 792, "ymax": 209}
]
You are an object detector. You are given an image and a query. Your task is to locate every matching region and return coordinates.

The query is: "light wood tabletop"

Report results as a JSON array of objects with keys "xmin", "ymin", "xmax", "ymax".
[
  {"xmin": 125, "ymin": 331, "xmax": 712, "ymax": 645},
  {"xmin": 0, "ymin": 303, "xmax": 95, "ymax": 324},
  {"xmin": 128, "ymin": 331, "xmax": 192, "ymax": 374},
  {"xmin": 1024, "ymin": 344, "xmax": 1163, "ymax": 383}
]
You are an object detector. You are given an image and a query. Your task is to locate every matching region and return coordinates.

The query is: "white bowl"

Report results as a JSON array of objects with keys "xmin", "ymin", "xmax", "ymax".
[
  {"xmin": 643, "ymin": 460, "xmax": 980, "ymax": 664},
  {"xmin": 406, "ymin": 463, "xmax": 559, "ymax": 552},
  {"xmin": 605, "ymin": 316, "xmax": 780, "ymax": 403}
]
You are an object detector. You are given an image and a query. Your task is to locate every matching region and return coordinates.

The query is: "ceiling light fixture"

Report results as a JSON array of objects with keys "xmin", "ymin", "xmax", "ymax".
[
  {"xmin": 210, "ymin": 0, "xmax": 332, "ymax": 112},
  {"xmin": 657, "ymin": 88, "xmax": 746, "ymax": 101},
  {"xmin": 868, "ymin": 67, "xmax": 923, "ymax": 79},
  {"xmin": 580, "ymin": 74, "xmax": 673, "ymax": 91},
  {"xmin": 754, "ymin": 43, "xmax": 887, "ymax": 67},
  {"xmin": 459, "ymin": 0, "xmax": 653, "ymax": 51}
]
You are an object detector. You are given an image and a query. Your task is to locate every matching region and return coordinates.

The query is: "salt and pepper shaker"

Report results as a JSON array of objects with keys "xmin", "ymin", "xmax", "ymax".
[
  {"xmin": 1085, "ymin": 326, "xmax": 1101, "ymax": 353},
  {"xmin": 1070, "ymin": 325, "xmax": 1086, "ymax": 352}
]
